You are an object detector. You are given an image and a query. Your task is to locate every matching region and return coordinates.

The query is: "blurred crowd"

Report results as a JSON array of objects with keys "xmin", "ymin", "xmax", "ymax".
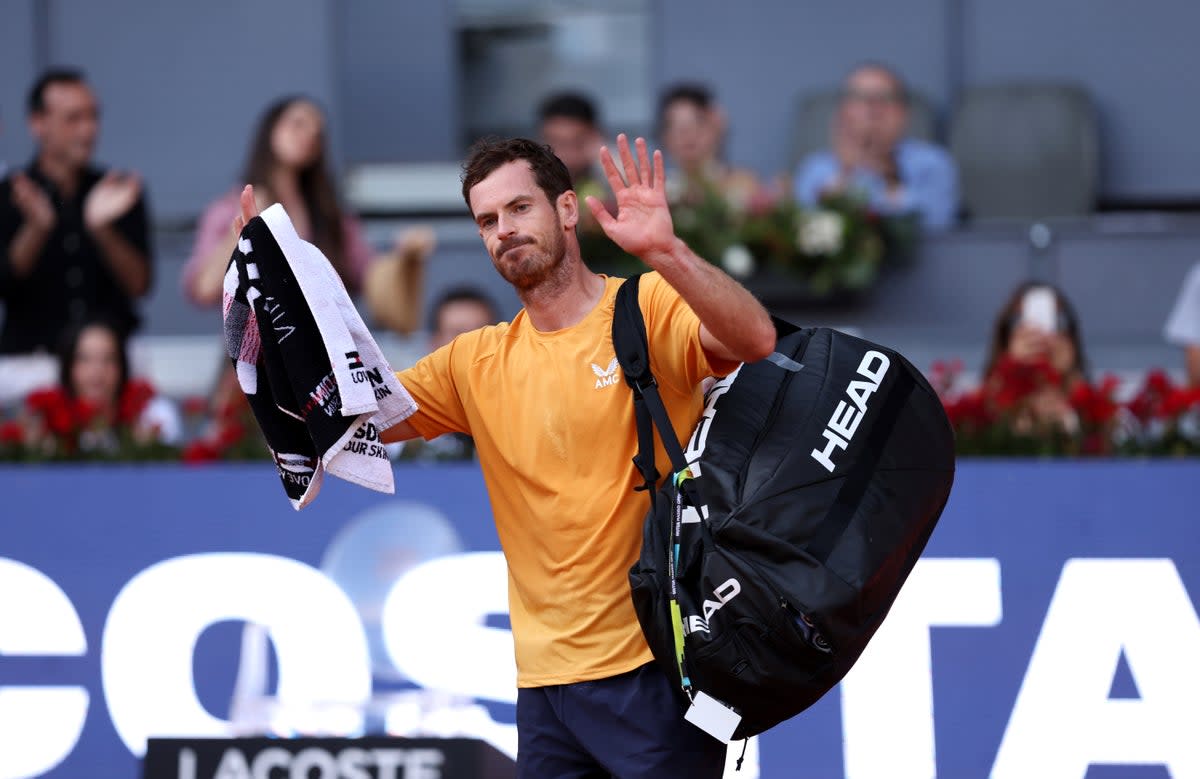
[{"xmin": 1, "ymin": 65, "xmax": 1198, "ymax": 461}]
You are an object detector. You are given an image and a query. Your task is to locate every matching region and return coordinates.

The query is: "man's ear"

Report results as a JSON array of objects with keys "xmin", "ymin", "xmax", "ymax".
[
  {"xmin": 557, "ymin": 189, "xmax": 579, "ymax": 230},
  {"xmin": 711, "ymin": 106, "xmax": 729, "ymax": 137},
  {"xmin": 27, "ymin": 113, "xmax": 46, "ymax": 144}
]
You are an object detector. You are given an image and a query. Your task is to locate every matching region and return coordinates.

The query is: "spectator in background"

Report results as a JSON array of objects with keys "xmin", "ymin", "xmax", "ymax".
[
  {"xmin": 23, "ymin": 317, "xmax": 180, "ymax": 455},
  {"xmin": 538, "ymin": 91, "xmax": 605, "ymax": 191},
  {"xmin": 362, "ymin": 226, "xmax": 434, "ymax": 338},
  {"xmin": 795, "ymin": 63, "xmax": 958, "ymax": 230},
  {"xmin": 183, "ymin": 95, "xmax": 380, "ymax": 305},
  {"xmin": 537, "ymin": 91, "xmax": 621, "ymax": 258},
  {"xmin": 428, "ymin": 285, "xmax": 500, "ymax": 350},
  {"xmin": 1164, "ymin": 262, "xmax": 1200, "ymax": 387},
  {"xmin": 657, "ymin": 83, "xmax": 764, "ymax": 210},
  {"xmin": 391, "ymin": 286, "xmax": 500, "ymax": 462},
  {"xmin": 0, "ymin": 68, "xmax": 153, "ymax": 355},
  {"xmin": 185, "ymin": 96, "xmax": 430, "ymax": 433},
  {"xmin": 982, "ymin": 281, "xmax": 1088, "ymax": 434}
]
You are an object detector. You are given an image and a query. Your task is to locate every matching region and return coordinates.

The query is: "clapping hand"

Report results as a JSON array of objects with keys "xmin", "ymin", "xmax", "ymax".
[
  {"xmin": 11, "ymin": 172, "xmax": 56, "ymax": 232},
  {"xmin": 584, "ymin": 134, "xmax": 678, "ymax": 267},
  {"xmin": 84, "ymin": 171, "xmax": 141, "ymax": 230}
]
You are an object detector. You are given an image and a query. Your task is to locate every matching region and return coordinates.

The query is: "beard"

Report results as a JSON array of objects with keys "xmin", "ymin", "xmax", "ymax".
[{"xmin": 493, "ymin": 224, "xmax": 567, "ymax": 292}]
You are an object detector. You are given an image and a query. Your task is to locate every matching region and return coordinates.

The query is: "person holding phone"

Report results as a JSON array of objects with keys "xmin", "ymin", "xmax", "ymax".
[{"xmin": 981, "ymin": 281, "xmax": 1088, "ymax": 434}]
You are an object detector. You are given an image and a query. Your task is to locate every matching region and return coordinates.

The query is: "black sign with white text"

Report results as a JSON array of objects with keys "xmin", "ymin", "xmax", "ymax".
[{"xmin": 142, "ymin": 737, "xmax": 515, "ymax": 779}]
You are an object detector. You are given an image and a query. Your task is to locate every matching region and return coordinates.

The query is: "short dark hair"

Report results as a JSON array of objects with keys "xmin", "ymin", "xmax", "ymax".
[
  {"xmin": 428, "ymin": 285, "xmax": 500, "ymax": 332},
  {"xmin": 844, "ymin": 62, "xmax": 910, "ymax": 105},
  {"xmin": 460, "ymin": 137, "xmax": 572, "ymax": 214},
  {"xmin": 538, "ymin": 92, "xmax": 599, "ymax": 127},
  {"xmin": 28, "ymin": 68, "xmax": 88, "ymax": 115},
  {"xmin": 656, "ymin": 82, "xmax": 715, "ymax": 135}
]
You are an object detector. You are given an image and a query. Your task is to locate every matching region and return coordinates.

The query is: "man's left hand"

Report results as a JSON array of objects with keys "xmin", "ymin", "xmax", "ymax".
[
  {"xmin": 84, "ymin": 171, "xmax": 141, "ymax": 230},
  {"xmin": 585, "ymin": 134, "xmax": 679, "ymax": 268}
]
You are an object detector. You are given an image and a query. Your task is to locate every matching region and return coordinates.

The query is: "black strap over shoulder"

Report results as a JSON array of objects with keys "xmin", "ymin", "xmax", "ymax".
[{"xmin": 612, "ymin": 275, "xmax": 693, "ymax": 502}]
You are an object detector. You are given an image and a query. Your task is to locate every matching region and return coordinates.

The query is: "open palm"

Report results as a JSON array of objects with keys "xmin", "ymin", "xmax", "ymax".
[
  {"xmin": 84, "ymin": 172, "xmax": 141, "ymax": 229},
  {"xmin": 585, "ymin": 134, "xmax": 677, "ymax": 263}
]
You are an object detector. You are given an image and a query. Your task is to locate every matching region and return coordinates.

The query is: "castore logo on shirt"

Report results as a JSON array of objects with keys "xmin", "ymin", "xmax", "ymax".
[{"xmin": 591, "ymin": 357, "xmax": 620, "ymax": 389}]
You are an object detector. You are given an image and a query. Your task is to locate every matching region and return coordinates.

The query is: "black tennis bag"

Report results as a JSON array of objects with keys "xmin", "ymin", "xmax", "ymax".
[{"xmin": 613, "ymin": 275, "xmax": 955, "ymax": 739}]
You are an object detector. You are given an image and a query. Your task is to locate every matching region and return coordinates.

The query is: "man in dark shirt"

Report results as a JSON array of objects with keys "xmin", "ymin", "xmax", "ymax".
[{"xmin": 0, "ymin": 68, "xmax": 152, "ymax": 354}]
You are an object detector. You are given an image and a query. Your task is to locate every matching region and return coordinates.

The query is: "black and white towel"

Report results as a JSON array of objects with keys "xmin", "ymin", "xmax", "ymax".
[{"xmin": 222, "ymin": 204, "xmax": 416, "ymax": 509}]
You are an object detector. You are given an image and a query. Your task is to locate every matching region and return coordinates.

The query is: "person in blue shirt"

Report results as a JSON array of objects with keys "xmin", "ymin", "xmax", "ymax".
[{"xmin": 795, "ymin": 63, "xmax": 959, "ymax": 230}]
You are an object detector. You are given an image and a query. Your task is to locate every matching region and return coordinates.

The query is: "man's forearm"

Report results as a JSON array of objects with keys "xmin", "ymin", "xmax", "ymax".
[
  {"xmin": 91, "ymin": 225, "xmax": 150, "ymax": 298},
  {"xmin": 644, "ymin": 237, "xmax": 776, "ymax": 364},
  {"xmin": 7, "ymin": 223, "xmax": 52, "ymax": 278}
]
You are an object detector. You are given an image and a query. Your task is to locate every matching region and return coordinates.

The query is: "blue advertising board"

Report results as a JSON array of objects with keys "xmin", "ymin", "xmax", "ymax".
[{"xmin": 0, "ymin": 461, "xmax": 1197, "ymax": 778}]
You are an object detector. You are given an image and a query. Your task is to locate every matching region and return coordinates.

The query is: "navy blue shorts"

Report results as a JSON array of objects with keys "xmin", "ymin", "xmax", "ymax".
[{"xmin": 516, "ymin": 661, "xmax": 728, "ymax": 778}]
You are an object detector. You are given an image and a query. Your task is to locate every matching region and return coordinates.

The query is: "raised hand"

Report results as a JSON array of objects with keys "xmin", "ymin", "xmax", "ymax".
[
  {"xmin": 392, "ymin": 225, "xmax": 437, "ymax": 261},
  {"xmin": 584, "ymin": 134, "xmax": 678, "ymax": 265},
  {"xmin": 84, "ymin": 171, "xmax": 141, "ymax": 230},
  {"xmin": 11, "ymin": 172, "xmax": 56, "ymax": 231},
  {"xmin": 231, "ymin": 185, "xmax": 260, "ymax": 236}
]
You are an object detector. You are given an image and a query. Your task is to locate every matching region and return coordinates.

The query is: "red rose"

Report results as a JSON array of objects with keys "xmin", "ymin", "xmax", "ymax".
[
  {"xmin": 0, "ymin": 421, "xmax": 24, "ymax": 445},
  {"xmin": 216, "ymin": 421, "xmax": 247, "ymax": 448},
  {"xmin": 73, "ymin": 397, "xmax": 101, "ymax": 429},
  {"xmin": 181, "ymin": 396, "xmax": 210, "ymax": 416},
  {"xmin": 182, "ymin": 440, "xmax": 222, "ymax": 464},
  {"xmin": 117, "ymin": 379, "xmax": 156, "ymax": 425}
]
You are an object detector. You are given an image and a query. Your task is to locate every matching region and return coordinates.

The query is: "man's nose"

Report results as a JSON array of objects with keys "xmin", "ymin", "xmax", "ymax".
[{"xmin": 496, "ymin": 213, "xmax": 516, "ymax": 239}]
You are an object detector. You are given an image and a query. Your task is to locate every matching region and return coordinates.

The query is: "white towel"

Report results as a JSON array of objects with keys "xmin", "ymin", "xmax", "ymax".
[{"xmin": 227, "ymin": 204, "xmax": 417, "ymax": 509}]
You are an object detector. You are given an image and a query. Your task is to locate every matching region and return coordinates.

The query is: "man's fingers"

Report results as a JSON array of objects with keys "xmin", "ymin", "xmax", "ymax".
[
  {"xmin": 635, "ymin": 137, "xmax": 652, "ymax": 188},
  {"xmin": 584, "ymin": 194, "xmax": 616, "ymax": 232},
  {"xmin": 598, "ymin": 145, "xmax": 626, "ymax": 192},
  {"xmin": 653, "ymin": 149, "xmax": 666, "ymax": 193},
  {"xmin": 616, "ymin": 134, "xmax": 639, "ymax": 188}
]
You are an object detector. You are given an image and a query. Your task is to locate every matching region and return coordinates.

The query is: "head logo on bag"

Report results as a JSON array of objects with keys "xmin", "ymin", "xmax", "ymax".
[
  {"xmin": 613, "ymin": 274, "xmax": 955, "ymax": 740},
  {"xmin": 811, "ymin": 350, "xmax": 890, "ymax": 472}
]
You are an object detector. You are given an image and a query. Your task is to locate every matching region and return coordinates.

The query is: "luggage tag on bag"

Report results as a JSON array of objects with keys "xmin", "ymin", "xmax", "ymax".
[{"xmin": 684, "ymin": 691, "xmax": 741, "ymax": 742}]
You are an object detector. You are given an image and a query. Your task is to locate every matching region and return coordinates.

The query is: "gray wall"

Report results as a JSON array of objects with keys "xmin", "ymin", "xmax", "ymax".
[
  {"xmin": 337, "ymin": 2, "xmax": 459, "ymax": 165},
  {"xmin": 0, "ymin": 0, "xmax": 40, "ymax": 173},
  {"xmin": 2, "ymin": 1, "xmax": 1198, "ymax": 217},
  {"xmin": 963, "ymin": 0, "xmax": 1198, "ymax": 201},
  {"xmin": 0, "ymin": 0, "xmax": 458, "ymax": 221},
  {"xmin": 654, "ymin": 0, "xmax": 1200, "ymax": 202}
]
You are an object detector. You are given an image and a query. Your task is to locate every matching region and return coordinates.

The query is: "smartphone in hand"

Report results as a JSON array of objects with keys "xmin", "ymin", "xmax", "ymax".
[{"xmin": 1020, "ymin": 287, "xmax": 1058, "ymax": 332}]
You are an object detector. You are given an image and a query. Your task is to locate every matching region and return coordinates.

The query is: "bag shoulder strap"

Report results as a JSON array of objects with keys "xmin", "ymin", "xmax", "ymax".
[{"xmin": 612, "ymin": 275, "xmax": 692, "ymax": 497}]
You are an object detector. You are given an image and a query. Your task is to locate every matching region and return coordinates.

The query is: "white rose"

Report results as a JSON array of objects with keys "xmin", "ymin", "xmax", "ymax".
[
  {"xmin": 721, "ymin": 244, "xmax": 756, "ymax": 278},
  {"xmin": 797, "ymin": 211, "xmax": 845, "ymax": 255}
]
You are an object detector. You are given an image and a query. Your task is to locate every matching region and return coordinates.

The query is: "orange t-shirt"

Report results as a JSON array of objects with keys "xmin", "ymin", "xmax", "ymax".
[{"xmin": 396, "ymin": 273, "xmax": 735, "ymax": 687}]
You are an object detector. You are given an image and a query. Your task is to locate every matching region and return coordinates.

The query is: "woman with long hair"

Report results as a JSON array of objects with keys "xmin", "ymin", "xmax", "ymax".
[
  {"xmin": 981, "ymin": 281, "xmax": 1089, "ymax": 434},
  {"xmin": 183, "ymin": 95, "xmax": 426, "ymax": 322},
  {"xmin": 22, "ymin": 318, "xmax": 181, "ymax": 455},
  {"xmin": 181, "ymin": 97, "xmax": 428, "ymax": 454}
]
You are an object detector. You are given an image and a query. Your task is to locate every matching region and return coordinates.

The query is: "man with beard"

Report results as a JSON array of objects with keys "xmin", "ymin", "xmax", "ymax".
[
  {"xmin": 233, "ymin": 134, "xmax": 775, "ymax": 777},
  {"xmin": 0, "ymin": 68, "xmax": 152, "ymax": 354}
]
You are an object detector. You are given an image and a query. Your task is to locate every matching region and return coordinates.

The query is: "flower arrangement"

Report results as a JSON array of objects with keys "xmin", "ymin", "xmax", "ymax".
[
  {"xmin": 934, "ymin": 359, "xmax": 1200, "ymax": 457},
  {"xmin": 179, "ymin": 394, "xmax": 271, "ymax": 464},
  {"xmin": 581, "ymin": 179, "xmax": 914, "ymax": 300},
  {"xmin": 0, "ymin": 381, "xmax": 271, "ymax": 464},
  {"xmin": 738, "ymin": 191, "xmax": 912, "ymax": 296},
  {"xmin": 1, "ymin": 379, "xmax": 176, "ymax": 462}
]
